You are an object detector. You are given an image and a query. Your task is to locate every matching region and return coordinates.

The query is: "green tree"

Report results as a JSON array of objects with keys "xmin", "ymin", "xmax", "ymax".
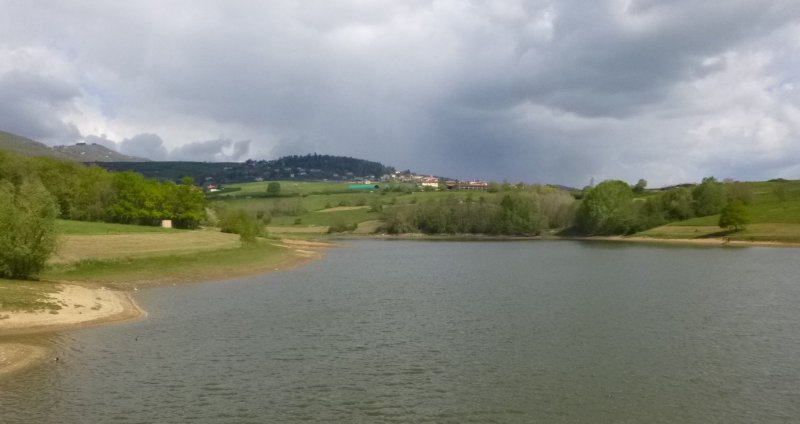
[
  {"xmin": 575, "ymin": 180, "xmax": 636, "ymax": 235},
  {"xmin": 632, "ymin": 179, "xmax": 647, "ymax": 194},
  {"xmin": 266, "ymin": 182, "xmax": 281, "ymax": 196},
  {"xmin": 718, "ymin": 200, "xmax": 750, "ymax": 231},
  {"xmin": 0, "ymin": 179, "xmax": 60, "ymax": 279},
  {"xmin": 692, "ymin": 177, "xmax": 726, "ymax": 216},
  {"xmin": 217, "ymin": 208, "xmax": 265, "ymax": 244},
  {"xmin": 164, "ymin": 177, "xmax": 206, "ymax": 229},
  {"xmin": 661, "ymin": 187, "xmax": 694, "ymax": 221}
]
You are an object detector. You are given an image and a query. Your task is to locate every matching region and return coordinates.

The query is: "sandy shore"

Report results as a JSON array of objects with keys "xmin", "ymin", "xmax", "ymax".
[
  {"xmin": 0, "ymin": 284, "xmax": 144, "ymax": 376},
  {"xmin": 0, "ymin": 239, "xmax": 331, "ymax": 377}
]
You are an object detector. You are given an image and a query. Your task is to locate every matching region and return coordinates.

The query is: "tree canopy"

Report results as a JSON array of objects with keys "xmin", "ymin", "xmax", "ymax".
[
  {"xmin": 718, "ymin": 200, "xmax": 750, "ymax": 231},
  {"xmin": 575, "ymin": 180, "xmax": 636, "ymax": 235}
]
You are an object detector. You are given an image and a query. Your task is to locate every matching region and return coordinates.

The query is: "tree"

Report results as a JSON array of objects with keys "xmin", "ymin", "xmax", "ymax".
[
  {"xmin": 693, "ymin": 177, "xmax": 726, "ymax": 216},
  {"xmin": 718, "ymin": 200, "xmax": 750, "ymax": 231},
  {"xmin": 575, "ymin": 180, "xmax": 636, "ymax": 235},
  {"xmin": 661, "ymin": 187, "xmax": 694, "ymax": 221},
  {"xmin": 217, "ymin": 207, "xmax": 265, "ymax": 244},
  {"xmin": 633, "ymin": 179, "xmax": 647, "ymax": 194},
  {"xmin": 0, "ymin": 179, "xmax": 59, "ymax": 279},
  {"xmin": 266, "ymin": 182, "xmax": 281, "ymax": 196}
]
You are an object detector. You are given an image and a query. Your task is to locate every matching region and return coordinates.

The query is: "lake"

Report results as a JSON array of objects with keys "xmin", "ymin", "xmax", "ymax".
[{"xmin": 2, "ymin": 240, "xmax": 799, "ymax": 423}]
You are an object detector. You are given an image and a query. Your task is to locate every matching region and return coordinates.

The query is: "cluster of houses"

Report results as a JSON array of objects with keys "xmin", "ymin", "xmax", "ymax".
[{"xmin": 383, "ymin": 172, "xmax": 489, "ymax": 191}]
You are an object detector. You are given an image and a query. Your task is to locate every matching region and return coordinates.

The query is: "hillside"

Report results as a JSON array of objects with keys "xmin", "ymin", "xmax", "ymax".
[
  {"xmin": 636, "ymin": 179, "xmax": 800, "ymax": 243},
  {"xmin": 53, "ymin": 143, "xmax": 149, "ymax": 162},
  {"xmin": 0, "ymin": 130, "xmax": 148, "ymax": 162},
  {"xmin": 96, "ymin": 154, "xmax": 395, "ymax": 184},
  {"xmin": 0, "ymin": 130, "xmax": 73, "ymax": 160}
]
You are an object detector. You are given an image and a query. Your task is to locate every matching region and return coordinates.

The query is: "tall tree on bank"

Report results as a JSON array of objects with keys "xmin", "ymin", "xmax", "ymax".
[
  {"xmin": 575, "ymin": 180, "xmax": 636, "ymax": 235},
  {"xmin": 693, "ymin": 177, "xmax": 727, "ymax": 216},
  {"xmin": 718, "ymin": 200, "xmax": 750, "ymax": 231},
  {"xmin": 0, "ymin": 179, "xmax": 59, "ymax": 279}
]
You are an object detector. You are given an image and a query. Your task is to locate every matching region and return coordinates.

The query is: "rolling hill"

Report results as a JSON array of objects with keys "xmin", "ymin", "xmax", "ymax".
[{"xmin": 0, "ymin": 130, "xmax": 148, "ymax": 162}]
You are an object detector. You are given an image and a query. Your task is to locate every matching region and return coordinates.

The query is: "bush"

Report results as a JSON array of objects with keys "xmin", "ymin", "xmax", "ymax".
[
  {"xmin": 217, "ymin": 208, "xmax": 265, "ymax": 243},
  {"xmin": 327, "ymin": 222, "xmax": 358, "ymax": 234},
  {"xmin": 0, "ymin": 179, "xmax": 60, "ymax": 279}
]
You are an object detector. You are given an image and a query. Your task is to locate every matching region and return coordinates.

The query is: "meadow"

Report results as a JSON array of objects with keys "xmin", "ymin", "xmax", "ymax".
[
  {"xmin": 1, "ymin": 220, "xmax": 304, "ymax": 313},
  {"xmin": 635, "ymin": 180, "xmax": 800, "ymax": 242},
  {"xmin": 212, "ymin": 181, "xmax": 507, "ymax": 234}
]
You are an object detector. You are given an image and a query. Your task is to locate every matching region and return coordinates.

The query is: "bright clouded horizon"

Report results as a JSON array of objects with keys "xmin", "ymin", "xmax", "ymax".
[{"xmin": 1, "ymin": 1, "xmax": 800, "ymax": 187}]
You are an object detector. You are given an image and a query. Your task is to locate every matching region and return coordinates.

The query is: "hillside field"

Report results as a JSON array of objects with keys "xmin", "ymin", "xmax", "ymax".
[
  {"xmin": 636, "ymin": 180, "xmax": 800, "ymax": 243},
  {"xmin": 212, "ymin": 180, "xmax": 507, "ymax": 234}
]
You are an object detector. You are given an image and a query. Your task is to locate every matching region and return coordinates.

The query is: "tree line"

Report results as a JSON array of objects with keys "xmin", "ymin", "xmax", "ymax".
[
  {"xmin": 0, "ymin": 150, "xmax": 206, "ymax": 279},
  {"xmin": 379, "ymin": 176, "xmax": 751, "ymax": 237},
  {"xmin": 574, "ymin": 177, "xmax": 749, "ymax": 235},
  {"xmin": 380, "ymin": 187, "xmax": 576, "ymax": 236}
]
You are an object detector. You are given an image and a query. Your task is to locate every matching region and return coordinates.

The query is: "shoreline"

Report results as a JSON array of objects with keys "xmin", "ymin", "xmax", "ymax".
[
  {"xmin": 0, "ymin": 285, "xmax": 145, "ymax": 377},
  {"xmin": 342, "ymin": 232, "xmax": 800, "ymax": 248},
  {"xmin": 571, "ymin": 235, "xmax": 800, "ymax": 249},
  {"xmin": 0, "ymin": 238, "xmax": 333, "ymax": 377}
]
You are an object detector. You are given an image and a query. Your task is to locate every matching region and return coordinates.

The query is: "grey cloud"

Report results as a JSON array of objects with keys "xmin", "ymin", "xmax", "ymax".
[
  {"xmin": 0, "ymin": 70, "xmax": 82, "ymax": 143},
  {"xmin": 170, "ymin": 138, "xmax": 251, "ymax": 162},
  {"xmin": 2, "ymin": 1, "xmax": 800, "ymax": 186},
  {"xmin": 119, "ymin": 133, "xmax": 168, "ymax": 160}
]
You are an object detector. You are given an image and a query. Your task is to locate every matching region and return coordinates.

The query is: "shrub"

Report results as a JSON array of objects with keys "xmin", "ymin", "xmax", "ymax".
[
  {"xmin": 0, "ymin": 179, "xmax": 60, "ymax": 279},
  {"xmin": 217, "ymin": 208, "xmax": 265, "ymax": 243}
]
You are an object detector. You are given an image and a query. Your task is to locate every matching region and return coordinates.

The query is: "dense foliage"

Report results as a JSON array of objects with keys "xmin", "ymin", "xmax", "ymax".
[
  {"xmin": 215, "ymin": 207, "xmax": 266, "ymax": 243},
  {"xmin": 0, "ymin": 178, "xmax": 59, "ymax": 279},
  {"xmin": 381, "ymin": 187, "xmax": 576, "ymax": 236},
  {"xmin": 572, "ymin": 176, "xmax": 748, "ymax": 236},
  {"xmin": 0, "ymin": 151, "xmax": 206, "ymax": 229},
  {"xmin": 575, "ymin": 180, "xmax": 636, "ymax": 235},
  {"xmin": 718, "ymin": 200, "xmax": 750, "ymax": 230}
]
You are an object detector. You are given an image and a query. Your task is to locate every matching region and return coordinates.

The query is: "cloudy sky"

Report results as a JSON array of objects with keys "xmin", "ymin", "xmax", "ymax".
[{"xmin": 2, "ymin": 1, "xmax": 800, "ymax": 186}]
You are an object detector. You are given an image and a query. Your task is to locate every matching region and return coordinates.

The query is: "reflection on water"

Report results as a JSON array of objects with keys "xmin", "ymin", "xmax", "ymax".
[{"xmin": 1, "ymin": 241, "xmax": 799, "ymax": 423}]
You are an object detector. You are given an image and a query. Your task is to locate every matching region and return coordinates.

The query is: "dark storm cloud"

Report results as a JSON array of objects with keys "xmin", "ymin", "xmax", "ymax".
[
  {"xmin": 0, "ymin": 70, "xmax": 82, "ymax": 143},
  {"xmin": 2, "ymin": 1, "xmax": 800, "ymax": 185}
]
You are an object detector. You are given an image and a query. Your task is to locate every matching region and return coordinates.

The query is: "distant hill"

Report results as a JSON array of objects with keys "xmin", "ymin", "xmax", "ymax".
[
  {"xmin": 96, "ymin": 154, "xmax": 395, "ymax": 184},
  {"xmin": 53, "ymin": 142, "xmax": 149, "ymax": 162},
  {"xmin": 0, "ymin": 130, "xmax": 149, "ymax": 162},
  {"xmin": 0, "ymin": 130, "xmax": 73, "ymax": 160}
]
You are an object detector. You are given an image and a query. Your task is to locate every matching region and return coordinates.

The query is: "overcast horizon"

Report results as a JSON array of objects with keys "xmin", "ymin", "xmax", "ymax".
[{"xmin": 2, "ymin": 1, "xmax": 800, "ymax": 186}]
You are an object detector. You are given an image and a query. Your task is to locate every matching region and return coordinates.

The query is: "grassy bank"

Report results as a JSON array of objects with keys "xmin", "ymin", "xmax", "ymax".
[
  {"xmin": 635, "ymin": 180, "xmax": 800, "ymax": 243},
  {"xmin": 44, "ymin": 240, "xmax": 294, "ymax": 291},
  {"xmin": 2, "ymin": 220, "xmax": 324, "ymax": 313}
]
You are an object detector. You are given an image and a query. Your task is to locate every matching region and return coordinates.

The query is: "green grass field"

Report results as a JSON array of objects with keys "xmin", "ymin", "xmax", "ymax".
[
  {"xmin": 43, "ymin": 240, "xmax": 291, "ymax": 290},
  {"xmin": 56, "ymin": 219, "xmax": 177, "ymax": 235},
  {"xmin": 215, "ymin": 181, "xmax": 507, "ymax": 234},
  {"xmin": 223, "ymin": 180, "xmax": 355, "ymax": 196},
  {"xmin": 636, "ymin": 179, "xmax": 800, "ymax": 242}
]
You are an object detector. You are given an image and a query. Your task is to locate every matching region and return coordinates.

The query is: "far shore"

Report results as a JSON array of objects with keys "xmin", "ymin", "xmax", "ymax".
[
  {"xmin": 341, "ymin": 232, "xmax": 800, "ymax": 248},
  {"xmin": 0, "ymin": 238, "xmax": 333, "ymax": 377}
]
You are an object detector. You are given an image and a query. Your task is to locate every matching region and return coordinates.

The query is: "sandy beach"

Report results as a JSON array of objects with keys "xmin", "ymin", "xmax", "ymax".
[{"xmin": 0, "ymin": 284, "xmax": 144, "ymax": 376}]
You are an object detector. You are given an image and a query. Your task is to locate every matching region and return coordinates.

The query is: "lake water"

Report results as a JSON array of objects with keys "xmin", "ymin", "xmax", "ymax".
[{"xmin": 2, "ymin": 240, "xmax": 800, "ymax": 423}]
